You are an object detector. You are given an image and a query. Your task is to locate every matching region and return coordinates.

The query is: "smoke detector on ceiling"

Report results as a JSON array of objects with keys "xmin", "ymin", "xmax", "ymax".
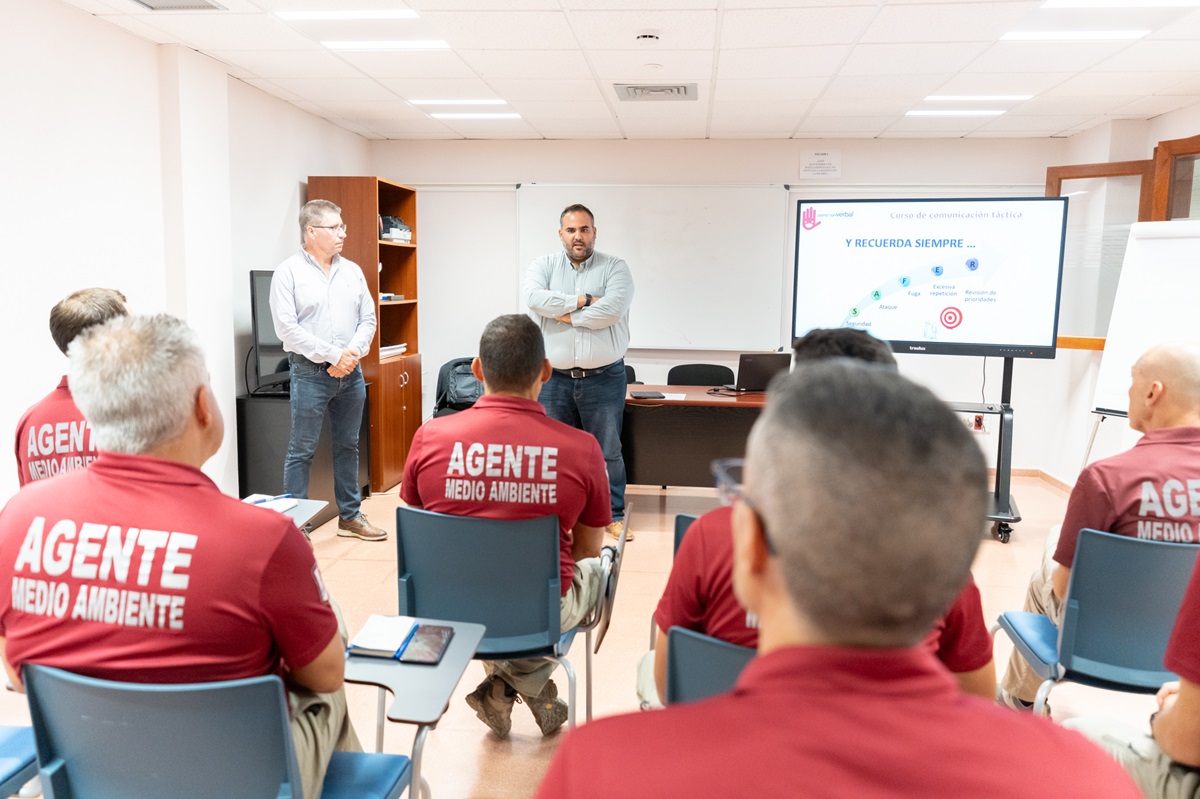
[{"xmin": 613, "ymin": 83, "xmax": 698, "ymax": 102}]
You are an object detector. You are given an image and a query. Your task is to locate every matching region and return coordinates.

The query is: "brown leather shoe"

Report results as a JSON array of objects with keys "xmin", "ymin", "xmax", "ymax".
[
  {"xmin": 337, "ymin": 513, "xmax": 388, "ymax": 541},
  {"xmin": 607, "ymin": 520, "xmax": 633, "ymax": 542}
]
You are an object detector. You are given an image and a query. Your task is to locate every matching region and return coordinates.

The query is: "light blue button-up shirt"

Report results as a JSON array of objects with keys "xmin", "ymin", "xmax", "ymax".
[
  {"xmin": 523, "ymin": 250, "xmax": 634, "ymax": 370},
  {"xmin": 269, "ymin": 248, "xmax": 376, "ymax": 365}
]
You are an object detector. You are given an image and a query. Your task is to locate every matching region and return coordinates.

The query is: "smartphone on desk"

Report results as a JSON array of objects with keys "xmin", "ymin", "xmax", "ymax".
[
  {"xmin": 399, "ymin": 625, "xmax": 454, "ymax": 665},
  {"xmin": 630, "ymin": 391, "xmax": 666, "ymax": 399}
]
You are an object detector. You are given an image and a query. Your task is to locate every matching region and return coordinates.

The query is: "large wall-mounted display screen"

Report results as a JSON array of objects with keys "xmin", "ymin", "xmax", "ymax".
[{"xmin": 793, "ymin": 197, "xmax": 1068, "ymax": 359}]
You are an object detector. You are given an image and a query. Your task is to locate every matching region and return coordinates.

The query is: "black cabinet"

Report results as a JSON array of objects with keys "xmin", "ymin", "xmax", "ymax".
[{"xmin": 236, "ymin": 390, "xmax": 370, "ymax": 530}]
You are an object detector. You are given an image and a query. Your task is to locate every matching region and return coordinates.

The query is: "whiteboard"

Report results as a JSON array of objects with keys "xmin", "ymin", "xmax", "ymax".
[
  {"xmin": 517, "ymin": 184, "xmax": 789, "ymax": 350},
  {"xmin": 1092, "ymin": 220, "xmax": 1200, "ymax": 415}
]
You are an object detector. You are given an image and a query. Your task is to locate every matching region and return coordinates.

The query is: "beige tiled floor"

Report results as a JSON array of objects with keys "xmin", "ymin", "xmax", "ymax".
[{"xmin": 0, "ymin": 477, "xmax": 1158, "ymax": 798}]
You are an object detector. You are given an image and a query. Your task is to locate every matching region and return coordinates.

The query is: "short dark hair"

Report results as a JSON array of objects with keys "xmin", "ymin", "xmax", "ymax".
[
  {"xmin": 559, "ymin": 204, "xmax": 595, "ymax": 228},
  {"xmin": 479, "ymin": 315, "xmax": 546, "ymax": 393},
  {"xmin": 748, "ymin": 359, "xmax": 986, "ymax": 647},
  {"xmin": 49, "ymin": 288, "xmax": 129, "ymax": 355},
  {"xmin": 793, "ymin": 328, "xmax": 896, "ymax": 369}
]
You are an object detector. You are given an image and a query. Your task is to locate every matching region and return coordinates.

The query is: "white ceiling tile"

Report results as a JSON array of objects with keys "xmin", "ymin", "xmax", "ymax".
[
  {"xmin": 862, "ymin": 2, "xmax": 1039, "ymax": 43},
  {"xmin": 1160, "ymin": 75, "xmax": 1200, "ymax": 96},
  {"xmin": 377, "ymin": 77, "xmax": 501, "ymax": 101},
  {"xmin": 1006, "ymin": 95, "xmax": 1139, "ymax": 115},
  {"xmin": 588, "ymin": 50, "xmax": 713, "ymax": 82},
  {"xmin": 527, "ymin": 118, "xmax": 624, "ymax": 139},
  {"xmin": 334, "ymin": 50, "xmax": 479, "ymax": 80},
  {"xmin": 795, "ymin": 115, "xmax": 901, "ymax": 132},
  {"xmin": 352, "ymin": 118, "xmax": 457, "ymax": 136},
  {"xmin": 721, "ymin": 7, "xmax": 879, "ymax": 48},
  {"xmin": 458, "ymin": 49, "xmax": 593, "ymax": 80},
  {"xmin": 406, "ymin": 0, "xmax": 559, "ymax": 9},
  {"xmin": 277, "ymin": 17, "xmax": 442, "ymax": 44},
  {"xmin": 58, "ymin": 0, "xmax": 128, "ymax": 14},
  {"xmin": 418, "ymin": 10, "xmax": 575, "ymax": 49},
  {"xmin": 886, "ymin": 114, "xmax": 992, "ymax": 132},
  {"xmin": 807, "ymin": 97, "xmax": 914, "ymax": 116},
  {"xmin": 725, "ymin": 0, "xmax": 875, "ymax": 6},
  {"xmin": 487, "ymin": 79, "xmax": 605, "ymax": 102},
  {"xmin": 563, "ymin": 0, "xmax": 716, "ymax": 8},
  {"xmin": 250, "ymin": 0, "xmax": 420, "ymax": 10},
  {"xmin": 434, "ymin": 119, "xmax": 543, "ymax": 139},
  {"xmin": 310, "ymin": 101, "xmax": 428, "ymax": 119},
  {"xmin": 613, "ymin": 102, "xmax": 709, "ymax": 121},
  {"xmin": 1045, "ymin": 71, "xmax": 1189, "ymax": 97},
  {"xmin": 841, "ymin": 42, "xmax": 991, "ymax": 75},
  {"xmin": 822, "ymin": 73, "xmax": 950, "ymax": 98},
  {"xmin": 717, "ymin": 46, "xmax": 851, "ymax": 80},
  {"xmin": 964, "ymin": 41, "xmax": 1128, "ymax": 73},
  {"xmin": 965, "ymin": 131, "xmax": 1064, "ymax": 138},
  {"xmin": 269, "ymin": 77, "xmax": 402, "ymax": 103},
  {"xmin": 1110, "ymin": 95, "xmax": 1200, "ymax": 116},
  {"xmin": 709, "ymin": 120, "xmax": 799, "ymax": 139},
  {"xmin": 91, "ymin": 13, "xmax": 183, "ymax": 44},
  {"xmin": 711, "ymin": 98, "xmax": 812, "ymax": 117},
  {"xmin": 122, "ymin": 12, "xmax": 319, "ymax": 51},
  {"xmin": 974, "ymin": 113, "xmax": 1093, "ymax": 131},
  {"xmin": 792, "ymin": 130, "xmax": 879, "ymax": 139},
  {"xmin": 238, "ymin": 77, "xmax": 313, "ymax": 106},
  {"xmin": 713, "ymin": 78, "xmax": 826, "ymax": 102},
  {"xmin": 1146, "ymin": 8, "xmax": 1200, "ymax": 40},
  {"xmin": 568, "ymin": 10, "xmax": 718, "ymax": 50},
  {"xmin": 617, "ymin": 118, "xmax": 706, "ymax": 138},
  {"xmin": 504, "ymin": 100, "xmax": 612, "ymax": 118},
  {"xmin": 210, "ymin": 49, "xmax": 365, "ymax": 79},
  {"xmin": 932, "ymin": 72, "xmax": 1074, "ymax": 95},
  {"xmin": 1093, "ymin": 40, "xmax": 1200, "ymax": 73},
  {"xmin": 879, "ymin": 131, "xmax": 972, "ymax": 138}
]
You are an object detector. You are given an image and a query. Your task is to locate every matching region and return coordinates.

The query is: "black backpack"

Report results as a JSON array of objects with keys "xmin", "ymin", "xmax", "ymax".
[{"xmin": 434, "ymin": 357, "xmax": 484, "ymax": 417}]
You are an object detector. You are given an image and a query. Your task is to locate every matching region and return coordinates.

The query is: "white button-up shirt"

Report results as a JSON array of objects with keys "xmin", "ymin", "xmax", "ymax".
[{"xmin": 269, "ymin": 248, "xmax": 376, "ymax": 365}]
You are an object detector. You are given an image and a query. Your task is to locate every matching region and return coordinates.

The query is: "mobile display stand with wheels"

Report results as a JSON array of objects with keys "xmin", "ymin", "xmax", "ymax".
[{"xmin": 950, "ymin": 356, "xmax": 1020, "ymax": 544}]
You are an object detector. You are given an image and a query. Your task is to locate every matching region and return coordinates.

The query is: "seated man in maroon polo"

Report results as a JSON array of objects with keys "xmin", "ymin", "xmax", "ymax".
[
  {"xmin": 0, "ymin": 314, "xmax": 360, "ymax": 799},
  {"xmin": 1066, "ymin": 546, "xmax": 1200, "ymax": 797},
  {"xmin": 999, "ymin": 343, "xmax": 1200, "ymax": 711},
  {"xmin": 400, "ymin": 314, "xmax": 611, "ymax": 739},
  {"xmin": 636, "ymin": 327, "xmax": 995, "ymax": 708},
  {"xmin": 538, "ymin": 360, "xmax": 1140, "ymax": 799},
  {"xmin": 14, "ymin": 287, "xmax": 127, "ymax": 487}
]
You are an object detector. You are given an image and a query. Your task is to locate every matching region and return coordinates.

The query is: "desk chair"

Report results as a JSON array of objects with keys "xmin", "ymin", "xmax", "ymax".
[
  {"xmin": 993, "ymin": 528, "xmax": 1200, "ymax": 715},
  {"xmin": 0, "ymin": 727, "xmax": 36, "ymax": 798},
  {"xmin": 625, "ymin": 364, "xmax": 641, "ymax": 385},
  {"xmin": 667, "ymin": 363, "xmax": 735, "ymax": 387},
  {"xmin": 649, "ymin": 513, "xmax": 699, "ymax": 649},
  {"xmin": 23, "ymin": 665, "xmax": 411, "ymax": 799},
  {"xmin": 665, "ymin": 627, "xmax": 755, "ymax": 705},
  {"xmin": 395, "ymin": 507, "xmax": 616, "ymax": 730}
]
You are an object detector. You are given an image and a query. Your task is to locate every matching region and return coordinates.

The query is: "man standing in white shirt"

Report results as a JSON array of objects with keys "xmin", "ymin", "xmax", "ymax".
[
  {"xmin": 524, "ymin": 204, "xmax": 634, "ymax": 541},
  {"xmin": 269, "ymin": 199, "xmax": 386, "ymax": 542}
]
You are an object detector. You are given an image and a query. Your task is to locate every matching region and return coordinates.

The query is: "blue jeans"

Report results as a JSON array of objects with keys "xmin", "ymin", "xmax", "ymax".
[
  {"xmin": 284, "ymin": 357, "xmax": 366, "ymax": 521},
  {"xmin": 538, "ymin": 360, "xmax": 626, "ymax": 521}
]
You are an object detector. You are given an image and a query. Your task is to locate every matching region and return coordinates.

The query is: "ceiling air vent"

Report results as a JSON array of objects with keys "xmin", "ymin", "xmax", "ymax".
[
  {"xmin": 129, "ymin": 0, "xmax": 226, "ymax": 9},
  {"xmin": 613, "ymin": 83, "xmax": 697, "ymax": 102}
]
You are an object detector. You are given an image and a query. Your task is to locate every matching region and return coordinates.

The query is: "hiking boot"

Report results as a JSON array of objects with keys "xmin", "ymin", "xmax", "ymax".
[
  {"xmin": 520, "ymin": 679, "xmax": 569, "ymax": 736},
  {"xmin": 337, "ymin": 513, "xmax": 387, "ymax": 542},
  {"xmin": 996, "ymin": 687, "xmax": 1051, "ymax": 718},
  {"xmin": 465, "ymin": 676, "xmax": 516, "ymax": 738},
  {"xmin": 607, "ymin": 520, "xmax": 633, "ymax": 542}
]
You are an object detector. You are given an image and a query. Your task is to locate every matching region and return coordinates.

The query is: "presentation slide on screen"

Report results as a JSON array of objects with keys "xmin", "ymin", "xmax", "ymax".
[{"xmin": 793, "ymin": 198, "xmax": 1065, "ymax": 351}]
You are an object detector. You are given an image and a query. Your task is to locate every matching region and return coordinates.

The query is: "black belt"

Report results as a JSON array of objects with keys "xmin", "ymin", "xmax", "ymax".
[
  {"xmin": 554, "ymin": 362, "xmax": 616, "ymax": 379},
  {"xmin": 289, "ymin": 353, "xmax": 335, "ymax": 370}
]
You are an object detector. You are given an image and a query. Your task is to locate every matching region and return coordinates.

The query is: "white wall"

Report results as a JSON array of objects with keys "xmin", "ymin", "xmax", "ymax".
[
  {"xmin": 372, "ymin": 137, "xmax": 1149, "ymax": 485},
  {"xmin": 1, "ymin": 0, "xmax": 371, "ymax": 503}
]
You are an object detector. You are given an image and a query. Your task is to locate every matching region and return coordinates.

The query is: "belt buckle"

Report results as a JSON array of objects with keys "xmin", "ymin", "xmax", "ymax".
[{"xmin": 569, "ymin": 367, "xmax": 586, "ymax": 379}]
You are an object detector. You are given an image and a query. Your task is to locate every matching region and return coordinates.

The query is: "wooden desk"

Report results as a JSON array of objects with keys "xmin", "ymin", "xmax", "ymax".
[
  {"xmin": 623, "ymin": 385, "xmax": 766, "ymax": 488},
  {"xmin": 344, "ymin": 619, "xmax": 485, "ymax": 799}
]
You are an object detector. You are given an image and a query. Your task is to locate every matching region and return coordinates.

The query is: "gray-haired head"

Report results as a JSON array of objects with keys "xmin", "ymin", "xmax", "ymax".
[
  {"xmin": 299, "ymin": 199, "xmax": 341, "ymax": 238},
  {"xmin": 746, "ymin": 359, "xmax": 987, "ymax": 647},
  {"xmin": 49, "ymin": 288, "xmax": 129, "ymax": 355},
  {"xmin": 69, "ymin": 314, "xmax": 210, "ymax": 454}
]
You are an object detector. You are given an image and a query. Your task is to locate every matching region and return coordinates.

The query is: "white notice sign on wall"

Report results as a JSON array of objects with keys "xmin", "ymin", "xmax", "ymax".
[{"xmin": 799, "ymin": 150, "xmax": 842, "ymax": 179}]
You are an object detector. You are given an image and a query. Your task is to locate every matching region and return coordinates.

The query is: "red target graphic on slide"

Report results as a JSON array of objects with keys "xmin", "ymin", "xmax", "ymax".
[{"xmin": 940, "ymin": 307, "xmax": 963, "ymax": 329}]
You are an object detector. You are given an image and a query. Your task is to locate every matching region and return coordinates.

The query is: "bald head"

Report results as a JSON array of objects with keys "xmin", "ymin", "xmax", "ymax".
[{"xmin": 1128, "ymin": 344, "xmax": 1200, "ymax": 432}]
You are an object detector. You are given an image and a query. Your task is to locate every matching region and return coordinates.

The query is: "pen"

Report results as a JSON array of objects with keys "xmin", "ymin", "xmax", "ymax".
[{"xmin": 253, "ymin": 493, "xmax": 293, "ymax": 504}]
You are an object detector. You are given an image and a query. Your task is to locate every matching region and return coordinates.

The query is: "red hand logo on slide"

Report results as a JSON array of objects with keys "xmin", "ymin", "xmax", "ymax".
[{"xmin": 802, "ymin": 207, "xmax": 821, "ymax": 230}]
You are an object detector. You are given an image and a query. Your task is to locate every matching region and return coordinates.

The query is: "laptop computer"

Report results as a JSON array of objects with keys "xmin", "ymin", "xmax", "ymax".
[{"xmin": 725, "ymin": 352, "xmax": 791, "ymax": 392}]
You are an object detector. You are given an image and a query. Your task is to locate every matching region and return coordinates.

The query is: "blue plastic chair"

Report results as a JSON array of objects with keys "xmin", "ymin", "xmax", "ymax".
[
  {"xmin": 674, "ymin": 512, "xmax": 698, "ymax": 555},
  {"xmin": 0, "ymin": 727, "xmax": 37, "ymax": 798},
  {"xmin": 395, "ymin": 506, "xmax": 608, "ymax": 728},
  {"xmin": 665, "ymin": 626, "xmax": 756, "ymax": 705},
  {"xmin": 23, "ymin": 665, "xmax": 411, "ymax": 799},
  {"xmin": 994, "ymin": 528, "xmax": 1200, "ymax": 715}
]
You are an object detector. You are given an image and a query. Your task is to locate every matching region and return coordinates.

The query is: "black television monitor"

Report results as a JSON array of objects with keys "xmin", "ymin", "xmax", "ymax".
[
  {"xmin": 249, "ymin": 270, "xmax": 289, "ymax": 393},
  {"xmin": 792, "ymin": 197, "xmax": 1068, "ymax": 359}
]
